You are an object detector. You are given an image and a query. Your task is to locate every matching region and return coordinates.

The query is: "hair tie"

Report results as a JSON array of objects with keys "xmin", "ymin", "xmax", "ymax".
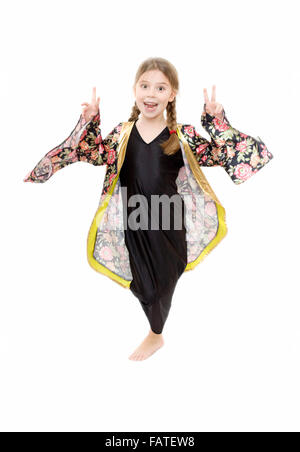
[{"xmin": 169, "ymin": 129, "xmax": 177, "ymax": 135}]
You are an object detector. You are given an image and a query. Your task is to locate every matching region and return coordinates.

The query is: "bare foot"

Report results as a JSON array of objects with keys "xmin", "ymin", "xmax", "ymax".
[{"xmin": 128, "ymin": 330, "xmax": 164, "ymax": 361}]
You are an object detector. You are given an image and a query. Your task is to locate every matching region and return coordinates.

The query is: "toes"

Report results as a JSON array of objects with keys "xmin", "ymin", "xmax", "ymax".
[{"xmin": 129, "ymin": 352, "xmax": 140, "ymax": 361}]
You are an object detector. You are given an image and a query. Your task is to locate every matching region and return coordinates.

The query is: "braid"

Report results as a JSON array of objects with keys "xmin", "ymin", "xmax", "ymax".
[
  {"xmin": 128, "ymin": 102, "xmax": 140, "ymax": 122},
  {"xmin": 160, "ymin": 98, "xmax": 181, "ymax": 156},
  {"xmin": 166, "ymin": 97, "xmax": 177, "ymax": 129}
]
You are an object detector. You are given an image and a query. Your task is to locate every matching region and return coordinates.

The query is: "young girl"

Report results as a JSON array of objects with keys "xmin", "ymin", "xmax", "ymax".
[{"xmin": 24, "ymin": 57, "xmax": 273, "ymax": 361}]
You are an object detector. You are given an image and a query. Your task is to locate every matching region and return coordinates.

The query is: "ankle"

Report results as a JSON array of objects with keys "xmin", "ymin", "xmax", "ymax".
[{"xmin": 149, "ymin": 329, "xmax": 163, "ymax": 337}]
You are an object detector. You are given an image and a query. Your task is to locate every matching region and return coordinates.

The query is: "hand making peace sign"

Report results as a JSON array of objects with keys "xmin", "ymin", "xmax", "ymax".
[
  {"xmin": 81, "ymin": 87, "xmax": 100, "ymax": 122},
  {"xmin": 203, "ymin": 85, "xmax": 224, "ymax": 120}
]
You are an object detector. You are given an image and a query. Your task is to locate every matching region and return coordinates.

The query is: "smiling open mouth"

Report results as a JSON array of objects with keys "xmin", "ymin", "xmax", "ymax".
[{"xmin": 144, "ymin": 102, "xmax": 158, "ymax": 110}]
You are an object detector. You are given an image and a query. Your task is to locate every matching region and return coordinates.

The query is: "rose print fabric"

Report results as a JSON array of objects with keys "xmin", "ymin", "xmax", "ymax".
[
  {"xmin": 23, "ymin": 111, "xmax": 122, "ymax": 184},
  {"xmin": 24, "ymin": 106, "xmax": 273, "ymax": 190},
  {"xmin": 182, "ymin": 105, "xmax": 274, "ymax": 184}
]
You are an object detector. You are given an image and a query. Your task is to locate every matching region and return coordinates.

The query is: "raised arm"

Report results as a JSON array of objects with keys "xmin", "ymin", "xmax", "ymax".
[
  {"xmin": 198, "ymin": 105, "xmax": 273, "ymax": 184},
  {"xmin": 185, "ymin": 85, "xmax": 273, "ymax": 184},
  {"xmin": 24, "ymin": 88, "xmax": 113, "ymax": 183}
]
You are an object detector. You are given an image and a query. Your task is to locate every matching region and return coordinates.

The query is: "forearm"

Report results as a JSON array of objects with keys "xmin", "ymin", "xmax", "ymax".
[{"xmin": 24, "ymin": 110, "xmax": 104, "ymax": 183}]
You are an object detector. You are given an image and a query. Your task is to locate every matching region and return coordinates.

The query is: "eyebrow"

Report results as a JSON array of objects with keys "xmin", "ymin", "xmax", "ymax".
[{"xmin": 140, "ymin": 80, "xmax": 168, "ymax": 85}]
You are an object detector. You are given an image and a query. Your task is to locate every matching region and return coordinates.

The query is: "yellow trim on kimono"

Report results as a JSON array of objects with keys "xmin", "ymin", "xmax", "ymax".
[
  {"xmin": 87, "ymin": 173, "xmax": 131, "ymax": 289},
  {"xmin": 176, "ymin": 125, "xmax": 228, "ymax": 272},
  {"xmin": 87, "ymin": 123, "xmax": 133, "ymax": 288}
]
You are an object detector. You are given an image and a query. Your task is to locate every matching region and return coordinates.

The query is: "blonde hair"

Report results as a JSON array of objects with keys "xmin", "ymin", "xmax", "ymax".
[{"xmin": 128, "ymin": 57, "xmax": 180, "ymax": 156}]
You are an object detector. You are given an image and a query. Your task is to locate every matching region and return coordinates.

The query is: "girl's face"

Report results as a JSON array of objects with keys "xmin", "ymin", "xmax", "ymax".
[{"xmin": 133, "ymin": 70, "xmax": 177, "ymax": 120}]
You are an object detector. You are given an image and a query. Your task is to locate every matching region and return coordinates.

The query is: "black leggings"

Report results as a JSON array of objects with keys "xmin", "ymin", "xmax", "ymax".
[{"xmin": 125, "ymin": 225, "xmax": 187, "ymax": 334}]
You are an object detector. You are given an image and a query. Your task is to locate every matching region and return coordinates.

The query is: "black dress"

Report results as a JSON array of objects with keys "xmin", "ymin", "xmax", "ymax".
[{"xmin": 119, "ymin": 121, "xmax": 188, "ymax": 334}]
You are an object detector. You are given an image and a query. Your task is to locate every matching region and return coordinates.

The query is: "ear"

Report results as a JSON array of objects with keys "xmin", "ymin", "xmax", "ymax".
[{"xmin": 169, "ymin": 89, "xmax": 177, "ymax": 103}]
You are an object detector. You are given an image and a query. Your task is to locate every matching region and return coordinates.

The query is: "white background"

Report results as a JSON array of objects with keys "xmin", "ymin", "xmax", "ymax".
[{"xmin": 1, "ymin": 0, "xmax": 299, "ymax": 432}]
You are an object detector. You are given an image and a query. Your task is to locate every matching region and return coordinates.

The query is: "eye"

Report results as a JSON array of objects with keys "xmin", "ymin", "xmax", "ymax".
[{"xmin": 158, "ymin": 87, "xmax": 165, "ymax": 91}]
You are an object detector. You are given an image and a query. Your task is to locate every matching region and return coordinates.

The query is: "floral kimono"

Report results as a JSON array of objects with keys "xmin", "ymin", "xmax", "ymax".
[{"xmin": 24, "ymin": 106, "xmax": 274, "ymax": 289}]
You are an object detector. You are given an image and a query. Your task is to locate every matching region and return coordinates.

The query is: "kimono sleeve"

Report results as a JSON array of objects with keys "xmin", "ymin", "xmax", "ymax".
[
  {"xmin": 23, "ymin": 110, "xmax": 121, "ymax": 183},
  {"xmin": 189, "ymin": 104, "xmax": 274, "ymax": 185}
]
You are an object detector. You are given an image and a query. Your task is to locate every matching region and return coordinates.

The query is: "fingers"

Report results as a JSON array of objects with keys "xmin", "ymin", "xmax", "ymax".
[
  {"xmin": 216, "ymin": 103, "xmax": 222, "ymax": 114},
  {"xmin": 92, "ymin": 86, "xmax": 96, "ymax": 103},
  {"xmin": 203, "ymin": 88, "xmax": 209, "ymax": 104},
  {"xmin": 211, "ymin": 84, "xmax": 216, "ymax": 103}
]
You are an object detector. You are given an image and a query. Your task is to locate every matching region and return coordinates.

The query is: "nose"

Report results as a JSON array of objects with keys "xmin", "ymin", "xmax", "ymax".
[{"xmin": 149, "ymin": 86, "xmax": 156, "ymax": 97}]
